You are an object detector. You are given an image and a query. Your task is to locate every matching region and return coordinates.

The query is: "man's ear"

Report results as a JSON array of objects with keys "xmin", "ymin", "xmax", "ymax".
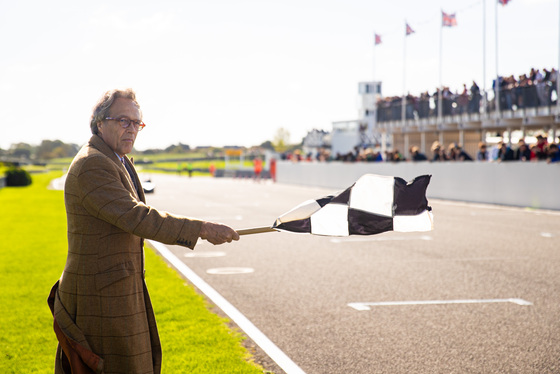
[{"xmin": 97, "ymin": 121, "xmax": 103, "ymax": 134}]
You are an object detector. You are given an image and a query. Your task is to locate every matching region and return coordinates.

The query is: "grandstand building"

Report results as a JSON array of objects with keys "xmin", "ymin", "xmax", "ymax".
[{"xmin": 333, "ymin": 80, "xmax": 560, "ymax": 159}]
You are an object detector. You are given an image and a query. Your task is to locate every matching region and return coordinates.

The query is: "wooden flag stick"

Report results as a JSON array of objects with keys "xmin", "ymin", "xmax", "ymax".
[{"xmin": 236, "ymin": 226, "xmax": 278, "ymax": 236}]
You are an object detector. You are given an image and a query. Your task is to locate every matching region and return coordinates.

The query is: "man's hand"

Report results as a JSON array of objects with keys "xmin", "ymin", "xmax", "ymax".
[{"xmin": 199, "ymin": 222, "xmax": 240, "ymax": 245}]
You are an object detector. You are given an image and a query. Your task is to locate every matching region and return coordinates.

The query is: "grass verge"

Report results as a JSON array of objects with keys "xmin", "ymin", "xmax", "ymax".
[{"xmin": 0, "ymin": 172, "xmax": 269, "ymax": 373}]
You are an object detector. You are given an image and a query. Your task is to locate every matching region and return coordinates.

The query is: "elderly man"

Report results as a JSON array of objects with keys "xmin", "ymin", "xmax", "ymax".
[{"xmin": 48, "ymin": 88, "xmax": 239, "ymax": 373}]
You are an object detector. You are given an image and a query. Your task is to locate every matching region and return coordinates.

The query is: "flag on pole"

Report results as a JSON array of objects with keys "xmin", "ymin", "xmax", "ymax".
[
  {"xmin": 442, "ymin": 11, "xmax": 458, "ymax": 27},
  {"xmin": 498, "ymin": 0, "xmax": 511, "ymax": 5},
  {"xmin": 272, "ymin": 174, "xmax": 433, "ymax": 236},
  {"xmin": 375, "ymin": 33, "xmax": 382, "ymax": 45},
  {"xmin": 406, "ymin": 23, "xmax": 415, "ymax": 36}
]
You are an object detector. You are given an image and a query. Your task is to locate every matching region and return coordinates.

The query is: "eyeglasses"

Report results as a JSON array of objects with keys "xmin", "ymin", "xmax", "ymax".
[{"xmin": 105, "ymin": 117, "xmax": 146, "ymax": 131}]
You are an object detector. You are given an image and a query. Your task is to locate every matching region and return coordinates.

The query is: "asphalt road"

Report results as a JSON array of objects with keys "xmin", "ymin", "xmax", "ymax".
[{"xmin": 143, "ymin": 173, "xmax": 560, "ymax": 374}]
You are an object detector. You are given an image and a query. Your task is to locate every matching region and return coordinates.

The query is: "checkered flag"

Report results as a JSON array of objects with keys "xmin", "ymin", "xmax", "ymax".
[{"xmin": 271, "ymin": 174, "xmax": 433, "ymax": 236}]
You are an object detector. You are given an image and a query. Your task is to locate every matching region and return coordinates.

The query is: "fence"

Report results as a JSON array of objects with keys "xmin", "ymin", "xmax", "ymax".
[{"xmin": 276, "ymin": 161, "xmax": 560, "ymax": 210}]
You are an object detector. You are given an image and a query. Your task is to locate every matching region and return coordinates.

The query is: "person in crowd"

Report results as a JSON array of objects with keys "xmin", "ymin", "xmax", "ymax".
[
  {"xmin": 253, "ymin": 157, "xmax": 263, "ymax": 181},
  {"xmin": 535, "ymin": 69, "xmax": 549, "ymax": 106},
  {"xmin": 442, "ymin": 87, "xmax": 453, "ymax": 115},
  {"xmin": 453, "ymin": 143, "xmax": 473, "ymax": 161},
  {"xmin": 447, "ymin": 143, "xmax": 459, "ymax": 160},
  {"xmin": 547, "ymin": 143, "xmax": 560, "ymax": 163},
  {"xmin": 532, "ymin": 133, "xmax": 548, "ymax": 160},
  {"xmin": 405, "ymin": 93, "xmax": 415, "ymax": 119},
  {"xmin": 418, "ymin": 92, "xmax": 431, "ymax": 118},
  {"xmin": 431, "ymin": 141, "xmax": 448, "ymax": 161},
  {"xmin": 467, "ymin": 81, "xmax": 480, "ymax": 113},
  {"xmin": 48, "ymin": 88, "xmax": 239, "ymax": 374},
  {"xmin": 526, "ymin": 69, "xmax": 540, "ymax": 107},
  {"xmin": 502, "ymin": 75, "xmax": 516, "ymax": 110},
  {"xmin": 477, "ymin": 142, "xmax": 489, "ymax": 161},
  {"xmin": 391, "ymin": 96, "xmax": 401, "ymax": 120},
  {"xmin": 409, "ymin": 146, "xmax": 428, "ymax": 161},
  {"xmin": 497, "ymin": 141, "xmax": 515, "ymax": 161},
  {"xmin": 529, "ymin": 144, "xmax": 540, "ymax": 161},
  {"xmin": 186, "ymin": 162, "xmax": 194, "ymax": 177},
  {"xmin": 391, "ymin": 149, "xmax": 405, "ymax": 162},
  {"xmin": 489, "ymin": 141, "xmax": 501, "ymax": 161},
  {"xmin": 542, "ymin": 68, "xmax": 554, "ymax": 105},
  {"xmin": 515, "ymin": 139, "xmax": 532, "ymax": 161},
  {"xmin": 457, "ymin": 84, "xmax": 469, "ymax": 114},
  {"xmin": 491, "ymin": 77, "xmax": 501, "ymax": 111},
  {"xmin": 549, "ymin": 68, "xmax": 558, "ymax": 104},
  {"xmin": 432, "ymin": 88, "xmax": 440, "ymax": 117}
]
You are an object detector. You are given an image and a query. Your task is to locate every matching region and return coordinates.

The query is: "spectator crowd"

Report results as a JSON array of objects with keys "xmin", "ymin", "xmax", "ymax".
[
  {"xmin": 283, "ymin": 133, "xmax": 560, "ymax": 164},
  {"xmin": 376, "ymin": 67, "xmax": 558, "ymax": 122}
]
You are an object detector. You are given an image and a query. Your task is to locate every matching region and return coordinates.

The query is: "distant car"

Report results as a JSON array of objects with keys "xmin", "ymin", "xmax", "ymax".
[{"xmin": 142, "ymin": 179, "xmax": 156, "ymax": 194}]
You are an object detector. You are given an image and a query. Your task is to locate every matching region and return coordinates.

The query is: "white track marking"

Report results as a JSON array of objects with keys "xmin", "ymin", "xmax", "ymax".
[
  {"xmin": 365, "ymin": 257, "xmax": 530, "ymax": 264},
  {"xmin": 433, "ymin": 199, "xmax": 560, "ymax": 216},
  {"xmin": 147, "ymin": 240, "xmax": 306, "ymax": 374},
  {"xmin": 207, "ymin": 267, "xmax": 254, "ymax": 275},
  {"xmin": 348, "ymin": 298, "xmax": 533, "ymax": 311},
  {"xmin": 184, "ymin": 251, "xmax": 227, "ymax": 258},
  {"xmin": 330, "ymin": 235, "xmax": 432, "ymax": 243}
]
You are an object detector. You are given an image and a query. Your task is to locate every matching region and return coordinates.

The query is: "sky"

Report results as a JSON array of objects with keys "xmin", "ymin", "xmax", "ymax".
[{"xmin": 0, "ymin": 0, "xmax": 558, "ymax": 151}]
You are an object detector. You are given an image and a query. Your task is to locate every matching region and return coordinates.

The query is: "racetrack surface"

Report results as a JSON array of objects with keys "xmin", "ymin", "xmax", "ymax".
[{"xmin": 144, "ymin": 174, "xmax": 560, "ymax": 374}]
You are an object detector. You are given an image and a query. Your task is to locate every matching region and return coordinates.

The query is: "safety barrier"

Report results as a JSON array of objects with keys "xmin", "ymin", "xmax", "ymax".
[{"xmin": 276, "ymin": 161, "xmax": 560, "ymax": 210}]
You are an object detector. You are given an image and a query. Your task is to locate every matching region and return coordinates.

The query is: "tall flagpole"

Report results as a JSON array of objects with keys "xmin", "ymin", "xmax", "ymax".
[
  {"xmin": 372, "ymin": 33, "xmax": 376, "ymax": 86},
  {"xmin": 438, "ymin": 11, "xmax": 443, "ymax": 128},
  {"xmin": 402, "ymin": 22, "xmax": 407, "ymax": 129},
  {"xmin": 495, "ymin": 0, "xmax": 501, "ymax": 122},
  {"xmin": 557, "ymin": 3, "xmax": 560, "ymax": 124},
  {"xmin": 372, "ymin": 33, "xmax": 378, "ymax": 149},
  {"xmin": 482, "ymin": 0, "xmax": 487, "ymax": 115}
]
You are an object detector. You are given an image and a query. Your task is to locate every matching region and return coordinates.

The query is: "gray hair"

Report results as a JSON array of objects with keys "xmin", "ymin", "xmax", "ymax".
[{"xmin": 90, "ymin": 88, "xmax": 141, "ymax": 134}]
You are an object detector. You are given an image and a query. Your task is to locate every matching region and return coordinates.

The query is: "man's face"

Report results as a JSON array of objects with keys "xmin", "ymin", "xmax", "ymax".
[{"xmin": 97, "ymin": 98, "xmax": 141, "ymax": 157}]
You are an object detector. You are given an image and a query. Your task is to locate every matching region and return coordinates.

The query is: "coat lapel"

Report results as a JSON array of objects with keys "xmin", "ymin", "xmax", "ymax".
[
  {"xmin": 124, "ymin": 156, "xmax": 145, "ymax": 203},
  {"xmin": 89, "ymin": 135, "xmax": 143, "ymax": 202}
]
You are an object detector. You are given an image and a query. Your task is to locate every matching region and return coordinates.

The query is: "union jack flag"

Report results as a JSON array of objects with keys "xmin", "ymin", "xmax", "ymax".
[
  {"xmin": 406, "ymin": 23, "xmax": 415, "ymax": 36},
  {"xmin": 375, "ymin": 33, "xmax": 382, "ymax": 45},
  {"xmin": 442, "ymin": 11, "xmax": 457, "ymax": 27}
]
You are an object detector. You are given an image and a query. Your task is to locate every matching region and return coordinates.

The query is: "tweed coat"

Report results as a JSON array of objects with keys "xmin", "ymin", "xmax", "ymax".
[{"xmin": 50, "ymin": 135, "xmax": 203, "ymax": 374}]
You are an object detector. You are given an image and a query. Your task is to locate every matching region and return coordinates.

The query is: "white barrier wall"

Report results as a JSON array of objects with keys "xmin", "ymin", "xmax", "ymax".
[{"xmin": 276, "ymin": 161, "xmax": 560, "ymax": 210}]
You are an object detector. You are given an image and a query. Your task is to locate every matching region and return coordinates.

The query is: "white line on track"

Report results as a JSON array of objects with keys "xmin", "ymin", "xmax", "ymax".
[
  {"xmin": 348, "ymin": 298, "xmax": 533, "ymax": 311},
  {"xmin": 433, "ymin": 199, "xmax": 560, "ymax": 216},
  {"xmin": 207, "ymin": 267, "xmax": 255, "ymax": 275},
  {"xmin": 330, "ymin": 235, "xmax": 432, "ymax": 243},
  {"xmin": 147, "ymin": 240, "xmax": 306, "ymax": 374},
  {"xmin": 364, "ymin": 256, "xmax": 530, "ymax": 264},
  {"xmin": 184, "ymin": 251, "xmax": 227, "ymax": 258}
]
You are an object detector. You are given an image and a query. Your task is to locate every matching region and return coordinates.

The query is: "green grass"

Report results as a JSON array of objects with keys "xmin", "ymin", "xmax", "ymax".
[
  {"xmin": 0, "ymin": 173, "xmax": 269, "ymax": 373},
  {"xmin": 14, "ymin": 154, "xmax": 254, "ymax": 175},
  {"xmin": 46, "ymin": 152, "xmax": 262, "ymax": 176},
  {"xmin": 139, "ymin": 160, "xmax": 256, "ymax": 173}
]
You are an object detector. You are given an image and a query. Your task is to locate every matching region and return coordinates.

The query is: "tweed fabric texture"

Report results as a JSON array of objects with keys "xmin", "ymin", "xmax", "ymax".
[{"xmin": 52, "ymin": 135, "xmax": 203, "ymax": 373}]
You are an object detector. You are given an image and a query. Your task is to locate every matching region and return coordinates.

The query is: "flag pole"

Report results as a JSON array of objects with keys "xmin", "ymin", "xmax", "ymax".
[
  {"xmin": 482, "ymin": 0, "xmax": 487, "ymax": 116},
  {"xmin": 373, "ymin": 33, "xmax": 384, "ymax": 156},
  {"xmin": 495, "ymin": 0, "xmax": 501, "ymax": 124},
  {"xmin": 402, "ymin": 21, "xmax": 407, "ymax": 132},
  {"xmin": 236, "ymin": 226, "xmax": 278, "ymax": 236},
  {"xmin": 373, "ymin": 32, "xmax": 377, "ymax": 88},
  {"xmin": 557, "ymin": 1, "xmax": 560, "ymax": 125},
  {"xmin": 371, "ymin": 32, "xmax": 377, "ymax": 148},
  {"xmin": 438, "ymin": 11, "xmax": 443, "ymax": 130}
]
